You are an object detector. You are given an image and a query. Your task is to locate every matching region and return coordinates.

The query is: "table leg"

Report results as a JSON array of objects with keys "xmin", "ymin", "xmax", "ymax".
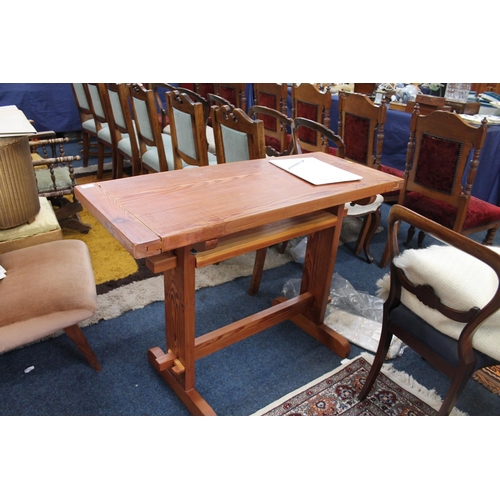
[
  {"xmin": 282, "ymin": 205, "xmax": 351, "ymax": 357},
  {"xmin": 148, "ymin": 245, "xmax": 217, "ymax": 416}
]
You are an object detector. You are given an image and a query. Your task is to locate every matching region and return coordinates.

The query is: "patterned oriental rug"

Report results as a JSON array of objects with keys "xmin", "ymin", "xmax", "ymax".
[{"xmin": 254, "ymin": 354, "xmax": 466, "ymax": 416}]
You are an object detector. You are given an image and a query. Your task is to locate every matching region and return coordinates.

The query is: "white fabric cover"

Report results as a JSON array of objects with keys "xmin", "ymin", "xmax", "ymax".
[{"xmin": 377, "ymin": 244, "xmax": 500, "ymax": 360}]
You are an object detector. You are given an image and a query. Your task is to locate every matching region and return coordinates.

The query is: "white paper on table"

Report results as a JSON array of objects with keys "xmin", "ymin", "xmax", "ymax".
[{"xmin": 269, "ymin": 157, "xmax": 362, "ymax": 185}]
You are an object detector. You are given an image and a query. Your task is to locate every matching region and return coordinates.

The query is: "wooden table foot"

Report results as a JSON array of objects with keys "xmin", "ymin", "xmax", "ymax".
[
  {"xmin": 148, "ymin": 347, "xmax": 216, "ymax": 416},
  {"xmin": 272, "ymin": 297, "xmax": 351, "ymax": 358}
]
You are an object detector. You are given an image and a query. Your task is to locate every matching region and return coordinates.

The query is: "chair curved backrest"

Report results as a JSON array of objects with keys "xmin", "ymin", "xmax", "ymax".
[
  {"xmin": 338, "ymin": 91, "xmax": 387, "ymax": 168},
  {"xmin": 130, "ymin": 84, "xmax": 171, "ymax": 172},
  {"xmin": 360, "ymin": 204, "xmax": 500, "ymax": 415},
  {"xmin": 292, "ymin": 116, "xmax": 344, "ymax": 157},
  {"xmin": 166, "ymin": 91, "xmax": 216, "ymax": 169},
  {"xmin": 291, "ymin": 83, "xmax": 332, "ymax": 151},
  {"xmin": 211, "ymin": 105, "xmax": 265, "ymax": 163},
  {"xmin": 248, "ymin": 105, "xmax": 294, "ymax": 157}
]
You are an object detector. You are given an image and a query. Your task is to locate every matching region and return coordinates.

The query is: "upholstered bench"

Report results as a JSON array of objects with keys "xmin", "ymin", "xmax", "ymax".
[
  {"xmin": 0, "ymin": 239, "xmax": 101, "ymax": 370},
  {"xmin": 0, "ymin": 197, "xmax": 62, "ymax": 254}
]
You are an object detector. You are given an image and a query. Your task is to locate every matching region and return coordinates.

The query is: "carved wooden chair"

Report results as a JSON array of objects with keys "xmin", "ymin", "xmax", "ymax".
[
  {"xmin": 166, "ymin": 90, "xmax": 217, "ymax": 169},
  {"xmin": 359, "ymin": 205, "xmax": 500, "ymax": 415},
  {"xmin": 30, "ymin": 134, "xmax": 91, "ymax": 233},
  {"xmin": 86, "ymin": 83, "xmax": 113, "ymax": 180},
  {"xmin": 291, "ymin": 83, "xmax": 334, "ymax": 154},
  {"xmin": 214, "ymin": 83, "xmax": 247, "ymax": 111},
  {"xmin": 104, "ymin": 83, "xmax": 141, "ymax": 177},
  {"xmin": 253, "ymin": 83, "xmax": 289, "ymax": 154},
  {"xmin": 129, "ymin": 84, "xmax": 175, "ymax": 173},
  {"xmin": 71, "ymin": 83, "xmax": 98, "ymax": 168},
  {"xmin": 338, "ymin": 90, "xmax": 403, "ymax": 202},
  {"xmin": 293, "ymin": 117, "xmax": 383, "ymax": 263},
  {"xmin": 162, "ymin": 84, "xmax": 216, "ymax": 155},
  {"xmin": 380, "ymin": 107, "xmax": 500, "ymax": 268},
  {"xmin": 210, "ymin": 105, "xmax": 266, "ymax": 164},
  {"xmin": 248, "ymin": 105, "xmax": 294, "ymax": 157}
]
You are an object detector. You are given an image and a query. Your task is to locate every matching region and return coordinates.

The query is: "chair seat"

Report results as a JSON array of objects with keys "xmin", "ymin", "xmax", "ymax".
[
  {"xmin": 97, "ymin": 125, "xmax": 112, "ymax": 143},
  {"xmin": 345, "ymin": 194, "xmax": 383, "ymax": 216},
  {"xmin": 380, "ymin": 164, "xmax": 404, "ymax": 178},
  {"xmin": 35, "ymin": 166, "xmax": 73, "ymax": 194},
  {"xmin": 0, "ymin": 239, "xmax": 96, "ymax": 353},
  {"xmin": 404, "ymin": 192, "xmax": 500, "ymax": 231}
]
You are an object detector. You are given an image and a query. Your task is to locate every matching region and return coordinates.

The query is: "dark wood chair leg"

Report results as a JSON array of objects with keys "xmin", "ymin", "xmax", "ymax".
[
  {"xmin": 358, "ymin": 324, "xmax": 393, "ymax": 401},
  {"xmin": 64, "ymin": 324, "xmax": 102, "ymax": 371},
  {"xmin": 438, "ymin": 364, "xmax": 476, "ymax": 416},
  {"xmin": 248, "ymin": 247, "xmax": 267, "ymax": 296}
]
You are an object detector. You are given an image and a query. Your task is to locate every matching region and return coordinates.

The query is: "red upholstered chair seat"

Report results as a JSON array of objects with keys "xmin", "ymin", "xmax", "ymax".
[
  {"xmin": 403, "ymin": 192, "xmax": 500, "ymax": 231},
  {"xmin": 380, "ymin": 164, "xmax": 404, "ymax": 178}
]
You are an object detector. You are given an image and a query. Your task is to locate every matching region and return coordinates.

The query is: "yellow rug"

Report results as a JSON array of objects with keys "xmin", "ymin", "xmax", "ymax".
[{"xmin": 62, "ymin": 173, "xmax": 138, "ymax": 286}]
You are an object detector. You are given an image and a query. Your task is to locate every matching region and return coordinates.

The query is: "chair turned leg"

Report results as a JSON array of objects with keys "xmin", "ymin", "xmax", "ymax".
[
  {"xmin": 64, "ymin": 324, "xmax": 102, "ymax": 371},
  {"xmin": 248, "ymin": 247, "xmax": 267, "ymax": 296},
  {"xmin": 483, "ymin": 227, "xmax": 498, "ymax": 246},
  {"xmin": 358, "ymin": 325, "xmax": 393, "ymax": 401}
]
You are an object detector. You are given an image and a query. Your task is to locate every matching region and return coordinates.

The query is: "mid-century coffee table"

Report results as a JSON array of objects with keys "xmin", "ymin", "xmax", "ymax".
[{"xmin": 75, "ymin": 152, "xmax": 402, "ymax": 415}]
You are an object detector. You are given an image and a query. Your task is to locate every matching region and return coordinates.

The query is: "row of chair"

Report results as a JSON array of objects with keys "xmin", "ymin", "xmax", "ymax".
[{"xmin": 71, "ymin": 83, "xmax": 500, "ymax": 272}]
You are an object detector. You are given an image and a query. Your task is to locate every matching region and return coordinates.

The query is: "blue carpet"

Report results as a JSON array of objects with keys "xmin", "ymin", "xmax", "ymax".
[{"xmin": 1, "ymin": 202, "xmax": 499, "ymax": 415}]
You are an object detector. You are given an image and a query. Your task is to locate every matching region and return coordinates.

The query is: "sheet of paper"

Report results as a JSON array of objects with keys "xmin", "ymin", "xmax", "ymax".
[
  {"xmin": 269, "ymin": 157, "xmax": 362, "ymax": 185},
  {"xmin": 0, "ymin": 105, "xmax": 37, "ymax": 137}
]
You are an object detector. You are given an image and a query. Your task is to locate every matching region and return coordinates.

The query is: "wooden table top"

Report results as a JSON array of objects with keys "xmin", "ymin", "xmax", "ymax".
[{"xmin": 75, "ymin": 152, "xmax": 403, "ymax": 259}]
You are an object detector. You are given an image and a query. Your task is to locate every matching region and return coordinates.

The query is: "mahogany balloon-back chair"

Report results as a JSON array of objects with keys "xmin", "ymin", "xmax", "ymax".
[
  {"xmin": 380, "ymin": 106, "xmax": 500, "ymax": 268},
  {"xmin": 359, "ymin": 204, "xmax": 500, "ymax": 415},
  {"xmin": 253, "ymin": 83, "xmax": 290, "ymax": 155}
]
